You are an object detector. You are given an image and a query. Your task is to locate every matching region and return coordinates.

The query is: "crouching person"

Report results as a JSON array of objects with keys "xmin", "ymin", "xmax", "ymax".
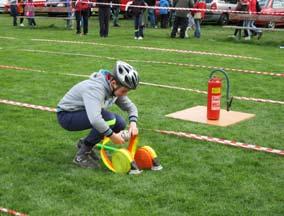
[{"xmin": 56, "ymin": 61, "xmax": 140, "ymax": 169}]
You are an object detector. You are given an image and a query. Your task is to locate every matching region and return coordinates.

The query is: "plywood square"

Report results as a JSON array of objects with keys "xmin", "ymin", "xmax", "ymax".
[{"xmin": 166, "ymin": 106, "xmax": 255, "ymax": 127}]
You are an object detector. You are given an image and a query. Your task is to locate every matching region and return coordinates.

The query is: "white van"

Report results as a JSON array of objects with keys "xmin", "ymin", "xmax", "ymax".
[
  {"xmin": 204, "ymin": 0, "xmax": 238, "ymax": 25},
  {"xmin": 0, "ymin": 0, "xmax": 8, "ymax": 13}
]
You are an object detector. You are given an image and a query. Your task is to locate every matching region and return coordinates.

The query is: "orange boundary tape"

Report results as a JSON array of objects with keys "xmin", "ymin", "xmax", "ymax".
[
  {"xmin": 6, "ymin": 2, "xmax": 284, "ymax": 16},
  {"xmin": 1, "ymin": 65, "xmax": 283, "ymax": 105},
  {"xmin": 155, "ymin": 129, "xmax": 284, "ymax": 156},
  {"xmin": 20, "ymin": 49, "xmax": 284, "ymax": 77},
  {"xmin": 18, "ymin": 49, "xmax": 284, "ymax": 77},
  {"xmin": 0, "ymin": 99, "xmax": 283, "ymax": 157},
  {"xmin": 0, "ymin": 207, "xmax": 28, "ymax": 216}
]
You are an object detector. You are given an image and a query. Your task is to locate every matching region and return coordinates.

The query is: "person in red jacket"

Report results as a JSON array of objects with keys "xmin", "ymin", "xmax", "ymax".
[
  {"xmin": 75, "ymin": 0, "xmax": 91, "ymax": 35},
  {"xmin": 192, "ymin": 0, "xmax": 206, "ymax": 38},
  {"xmin": 244, "ymin": 0, "xmax": 262, "ymax": 40}
]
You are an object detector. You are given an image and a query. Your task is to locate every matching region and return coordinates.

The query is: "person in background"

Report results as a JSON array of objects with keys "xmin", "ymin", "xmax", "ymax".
[
  {"xmin": 244, "ymin": 0, "xmax": 262, "ymax": 40},
  {"xmin": 232, "ymin": 0, "xmax": 247, "ymax": 39},
  {"xmin": 132, "ymin": 0, "xmax": 146, "ymax": 39},
  {"xmin": 18, "ymin": 0, "xmax": 25, "ymax": 27},
  {"xmin": 25, "ymin": 0, "xmax": 36, "ymax": 27},
  {"xmin": 154, "ymin": 0, "xmax": 160, "ymax": 27},
  {"xmin": 145, "ymin": 0, "xmax": 156, "ymax": 28},
  {"xmin": 184, "ymin": 12, "xmax": 195, "ymax": 38},
  {"xmin": 171, "ymin": 0, "xmax": 194, "ymax": 38},
  {"xmin": 192, "ymin": 0, "xmax": 206, "ymax": 38},
  {"xmin": 111, "ymin": 0, "xmax": 120, "ymax": 27},
  {"xmin": 159, "ymin": 0, "xmax": 170, "ymax": 28},
  {"xmin": 66, "ymin": 0, "xmax": 73, "ymax": 30},
  {"xmin": 249, "ymin": 0, "xmax": 262, "ymax": 39},
  {"xmin": 168, "ymin": 0, "xmax": 174, "ymax": 27},
  {"xmin": 10, "ymin": 0, "xmax": 18, "ymax": 26},
  {"xmin": 97, "ymin": 0, "xmax": 111, "ymax": 37},
  {"xmin": 75, "ymin": 0, "xmax": 90, "ymax": 35}
]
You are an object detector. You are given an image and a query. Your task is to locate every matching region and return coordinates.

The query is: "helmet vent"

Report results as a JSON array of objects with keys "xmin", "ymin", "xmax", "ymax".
[
  {"xmin": 131, "ymin": 77, "xmax": 136, "ymax": 87},
  {"xmin": 125, "ymin": 76, "xmax": 130, "ymax": 85}
]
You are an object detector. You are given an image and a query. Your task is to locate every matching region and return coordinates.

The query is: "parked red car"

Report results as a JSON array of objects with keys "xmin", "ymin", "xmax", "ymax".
[{"xmin": 257, "ymin": 0, "xmax": 284, "ymax": 28}]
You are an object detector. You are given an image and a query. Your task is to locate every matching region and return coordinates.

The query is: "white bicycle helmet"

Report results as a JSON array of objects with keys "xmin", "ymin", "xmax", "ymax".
[{"xmin": 113, "ymin": 60, "xmax": 139, "ymax": 90}]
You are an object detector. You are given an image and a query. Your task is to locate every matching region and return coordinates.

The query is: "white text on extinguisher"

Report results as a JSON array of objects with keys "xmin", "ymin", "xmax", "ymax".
[{"xmin": 211, "ymin": 95, "xmax": 221, "ymax": 110}]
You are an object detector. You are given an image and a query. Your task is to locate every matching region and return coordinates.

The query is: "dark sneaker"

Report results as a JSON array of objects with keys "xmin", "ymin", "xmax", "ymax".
[
  {"xmin": 128, "ymin": 161, "xmax": 142, "ymax": 175},
  {"xmin": 76, "ymin": 138, "xmax": 100, "ymax": 161},
  {"xmin": 77, "ymin": 138, "xmax": 113, "ymax": 160},
  {"xmin": 73, "ymin": 139, "xmax": 101, "ymax": 168},
  {"xmin": 73, "ymin": 154, "xmax": 101, "ymax": 169},
  {"xmin": 151, "ymin": 158, "xmax": 163, "ymax": 171}
]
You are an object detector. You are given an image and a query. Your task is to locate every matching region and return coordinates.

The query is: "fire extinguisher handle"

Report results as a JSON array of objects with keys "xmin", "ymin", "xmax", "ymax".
[{"xmin": 227, "ymin": 97, "xmax": 233, "ymax": 111}]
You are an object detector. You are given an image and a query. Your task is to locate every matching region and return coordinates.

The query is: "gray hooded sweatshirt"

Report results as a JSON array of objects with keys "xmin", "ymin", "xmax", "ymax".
[{"xmin": 57, "ymin": 70, "xmax": 138, "ymax": 136}]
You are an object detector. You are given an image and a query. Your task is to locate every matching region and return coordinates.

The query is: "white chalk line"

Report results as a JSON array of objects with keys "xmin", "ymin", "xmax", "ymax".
[
  {"xmin": 30, "ymin": 38, "xmax": 261, "ymax": 60},
  {"xmin": 20, "ymin": 48, "xmax": 284, "ymax": 78},
  {"xmin": 0, "ymin": 65, "xmax": 45, "ymax": 72},
  {"xmin": 0, "ymin": 36, "xmax": 16, "ymax": 40}
]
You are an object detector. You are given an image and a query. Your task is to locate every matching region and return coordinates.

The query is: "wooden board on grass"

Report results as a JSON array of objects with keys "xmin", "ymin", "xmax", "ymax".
[{"xmin": 166, "ymin": 106, "xmax": 255, "ymax": 127}]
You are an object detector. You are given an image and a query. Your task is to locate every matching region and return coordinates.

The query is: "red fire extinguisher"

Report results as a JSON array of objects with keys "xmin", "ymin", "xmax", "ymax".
[
  {"xmin": 207, "ymin": 77, "xmax": 222, "ymax": 120},
  {"xmin": 207, "ymin": 69, "xmax": 233, "ymax": 120}
]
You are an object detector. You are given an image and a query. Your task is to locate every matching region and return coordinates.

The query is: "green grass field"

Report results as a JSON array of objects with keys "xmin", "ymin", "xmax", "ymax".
[{"xmin": 0, "ymin": 14, "xmax": 284, "ymax": 215}]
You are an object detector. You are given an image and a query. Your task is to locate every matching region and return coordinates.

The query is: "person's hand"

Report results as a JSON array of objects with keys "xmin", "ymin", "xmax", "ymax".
[
  {"xmin": 128, "ymin": 122, "xmax": 139, "ymax": 137},
  {"xmin": 109, "ymin": 132, "xmax": 125, "ymax": 145}
]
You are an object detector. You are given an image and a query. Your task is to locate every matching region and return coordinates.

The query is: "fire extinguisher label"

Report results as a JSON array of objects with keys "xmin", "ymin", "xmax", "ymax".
[
  {"xmin": 212, "ymin": 87, "xmax": 221, "ymax": 94},
  {"xmin": 211, "ymin": 96, "xmax": 221, "ymax": 110}
]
